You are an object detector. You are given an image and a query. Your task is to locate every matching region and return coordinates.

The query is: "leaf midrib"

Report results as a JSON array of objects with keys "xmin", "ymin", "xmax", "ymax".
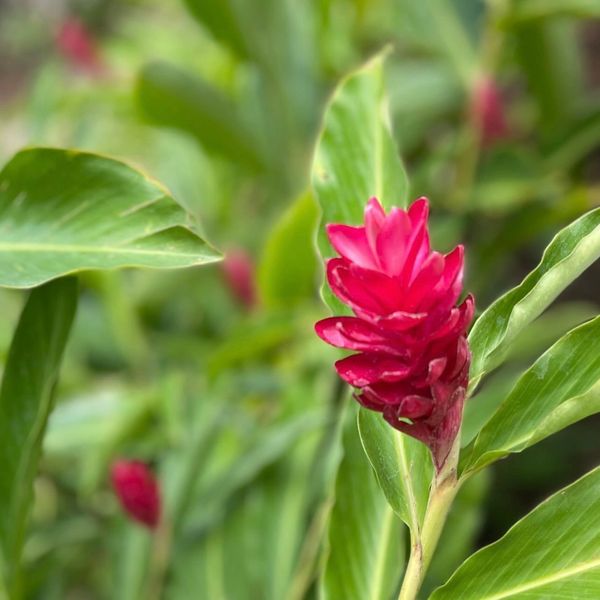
[
  {"xmin": 479, "ymin": 556, "xmax": 600, "ymax": 600},
  {"xmin": 0, "ymin": 242, "xmax": 208, "ymax": 257}
]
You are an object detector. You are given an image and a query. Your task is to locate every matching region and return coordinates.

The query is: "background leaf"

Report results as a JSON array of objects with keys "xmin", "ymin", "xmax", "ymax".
[
  {"xmin": 0, "ymin": 278, "xmax": 77, "ymax": 593},
  {"xmin": 462, "ymin": 316, "xmax": 600, "ymax": 475},
  {"xmin": 257, "ymin": 191, "xmax": 319, "ymax": 309},
  {"xmin": 136, "ymin": 62, "xmax": 263, "ymax": 169},
  {"xmin": 320, "ymin": 405, "xmax": 405, "ymax": 600},
  {"xmin": 431, "ymin": 467, "xmax": 600, "ymax": 599},
  {"xmin": 468, "ymin": 207, "xmax": 600, "ymax": 390}
]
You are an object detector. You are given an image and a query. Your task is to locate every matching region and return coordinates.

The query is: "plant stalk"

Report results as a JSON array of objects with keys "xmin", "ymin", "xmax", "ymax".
[{"xmin": 398, "ymin": 440, "xmax": 462, "ymax": 600}]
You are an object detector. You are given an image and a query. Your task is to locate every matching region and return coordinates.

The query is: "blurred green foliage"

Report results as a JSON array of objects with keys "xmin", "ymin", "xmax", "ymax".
[{"xmin": 0, "ymin": 0, "xmax": 599, "ymax": 597}]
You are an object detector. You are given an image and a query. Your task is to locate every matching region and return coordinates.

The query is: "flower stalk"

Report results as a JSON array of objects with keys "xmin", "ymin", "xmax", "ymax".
[{"xmin": 398, "ymin": 436, "xmax": 462, "ymax": 600}]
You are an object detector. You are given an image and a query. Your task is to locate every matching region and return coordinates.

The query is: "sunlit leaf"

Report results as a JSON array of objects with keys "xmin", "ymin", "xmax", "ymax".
[
  {"xmin": 312, "ymin": 50, "xmax": 408, "ymax": 313},
  {"xmin": 431, "ymin": 467, "xmax": 600, "ymax": 599},
  {"xmin": 462, "ymin": 316, "xmax": 600, "ymax": 475},
  {"xmin": 469, "ymin": 207, "xmax": 600, "ymax": 390},
  {"xmin": 0, "ymin": 148, "xmax": 221, "ymax": 288}
]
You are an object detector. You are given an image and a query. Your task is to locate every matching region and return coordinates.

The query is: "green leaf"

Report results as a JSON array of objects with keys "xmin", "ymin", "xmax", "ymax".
[
  {"xmin": 0, "ymin": 148, "xmax": 221, "ymax": 288},
  {"xmin": 257, "ymin": 191, "xmax": 319, "ymax": 309},
  {"xmin": 182, "ymin": 0, "xmax": 250, "ymax": 59},
  {"xmin": 0, "ymin": 278, "xmax": 78, "ymax": 592},
  {"xmin": 136, "ymin": 62, "xmax": 263, "ymax": 170},
  {"xmin": 357, "ymin": 408, "xmax": 432, "ymax": 533},
  {"xmin": 312, "ymin": 51, "xmax": 408, "ymax": 313},
  {"xmin": 506, "ymin": 0, "xmax": 600, "ymax": 22},
  {"xmin": 431, "ymin": 466, "xmax": 600, "ymax": 599},
  {"xmin": 468, "ymin": 207, "xmax": 600, "ymax": 390},
  {"xmin": 462, "ymin": 316, "xmax": 600, "ymax": 475},
  {"xmin": 320, "ymin": 405, "xmax": 405, "ymax": 600}
]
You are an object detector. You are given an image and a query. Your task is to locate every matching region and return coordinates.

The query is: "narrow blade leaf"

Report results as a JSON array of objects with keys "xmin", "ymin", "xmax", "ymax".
[
  {"xmin": 320, "ymin": 406, "xmax": 404, "ymax": 600},
  {"xmin": 468, "ymin": 207, "xmax": 600, "ymax": 390},
  {"xmin": 0, "ymin": 278, "xmax": 78, "ymax": 589},
  {"xmin": 462, "ymin": 315, "xmax": 600, "ymax": 475}
]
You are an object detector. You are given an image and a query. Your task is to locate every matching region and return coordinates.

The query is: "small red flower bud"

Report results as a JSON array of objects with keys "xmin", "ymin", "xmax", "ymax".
[
  {"xmin": 471, "ymin": 77, "xmax": 509, "ymax": 146},
  {"xmin": 111, "ymin": 460, "xmax": 161, "ymax": 529},
  {"xmin": 315, "ymin": 198, "xmax": 474, "ymax": 470},
  {"xmin": 56, "ymin": 18, "xmax": 104, "ymax": 75},
  {"xmin": 221, "ymin": 248, "xmax": 256, "ymax": 308}
]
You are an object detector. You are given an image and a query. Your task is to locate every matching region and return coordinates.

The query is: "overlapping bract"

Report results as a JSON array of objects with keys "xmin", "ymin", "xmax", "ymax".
[{"xmin": 315, "ymin": 198, "xmax": 474, "ymax": 469}]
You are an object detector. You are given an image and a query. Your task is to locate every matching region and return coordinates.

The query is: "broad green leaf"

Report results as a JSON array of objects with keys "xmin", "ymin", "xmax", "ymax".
[
  {"xmin": 468, "ymin": 207, "xmax": 600, "ymax": 390},
  {"xmin": 357, "ymin": 408, "xmax": 432, "ymax": 533},
  {"xmin": 0, "ymin": 148, "xmax": 220, "ymax": 288},
  {"xmin": 507, "ymin": 0, "xmax": 600, "ymax": 22},
  {"xmin": 0, "ymin": 278, "xmax": 77, "ymax": 592},
  {"xmin": 462, "ymin": 316, "xmax": 600, "ymax": 475},
  {"xmin": 320, "ymin": 406, "xmax": 405, "ymax": 600},
  {"xmin": 136, "ymin": 62, "xmax": 263, "ymax": 169},
  {"xmin": 431, "ymin": 466, "xmax": 600, "ymax": 599},
  {"xmin": 312, "ymin": 51, "xmax": 408, "ymax": 313},
  {"xmin": 257, "ymin": 191, "xmax": 319, "ymax": 309}
]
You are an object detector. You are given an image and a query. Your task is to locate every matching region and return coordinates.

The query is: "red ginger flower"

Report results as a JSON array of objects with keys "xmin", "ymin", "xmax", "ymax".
[
  {"xmin": 221, "ymin": 248, "xmax": 257, "ymax": 309},
  {"xmin": 471, "ymin": 76, "xmax": 509, "ymax": 146},
  {"xmin": 56, "ymin": 18, "xmax": 104, "ymax": 75},
  {"xmin": 315, "ymin": 198, "xmax": 474, "ymax": 470},
  {"xmin": 111, "ymin": 460, "xmax": 161, "ymax": 529}
]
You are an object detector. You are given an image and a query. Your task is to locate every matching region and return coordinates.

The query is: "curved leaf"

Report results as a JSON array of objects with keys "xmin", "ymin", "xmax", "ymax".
[
  {"xmin": 358, "ymin": 408, "xmax": 432, "ymax": 533},
  {"xmin": 0, "ymin": 148, "xmax": 220, "ymax": 288},
  {"xmin": 462, "ymin": 316, "xmax": 600, "ymax": 475},
  {"xmin": 320, "ymin": 406, "xmax": 405, "ymax": 600},
  {"xmin": 257, "ymin": 191, "xmax": 319, "ymax": 308},
  {"xmin": 312, "ymin": 50, "xmax": 408, "ymax": 314},
  {"xmin": 0, "ymin": 278, "xmax": 78, "ymax": 593},
  {"xmin": 431, "ymin": 467, "xmax": 600, "ymax": 599},
  {"xmin": 468, "ymin": 207, "xmax": 600, "ymax": 390}
]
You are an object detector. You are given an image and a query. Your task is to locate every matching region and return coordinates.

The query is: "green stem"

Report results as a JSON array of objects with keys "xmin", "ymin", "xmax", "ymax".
[{"xmin": 398, "ymin": 441, "xmax": 462, "ymax": 600}]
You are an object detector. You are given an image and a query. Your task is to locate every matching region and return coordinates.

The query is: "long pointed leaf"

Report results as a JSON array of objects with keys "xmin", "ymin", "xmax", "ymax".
[
  {"xmin": 312, "ymin": 50, "xmax": 408, "ymax": 314},
  {"xmin": 0, "ymin": 278, "xmax": 78, "ymax": 592},
  {"xmin": 468, "ymin": 207, "xmax": 600, "ymax": 390},
  {"xmin": 320, "ymin": 406, "xmax": 405, "ymax": 600},
  {"xmin": 462, "ymin": 315, "xmax": 600, "ymax": 475},
  {"xmin": 431, "ymin": 467, "xmax": 600, "ymax": 599}
]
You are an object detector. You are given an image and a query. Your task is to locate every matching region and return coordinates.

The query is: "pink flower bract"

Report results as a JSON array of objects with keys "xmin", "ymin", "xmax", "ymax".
[
  {"xmin": 111, "ymin": 460, "xmax": 161, "ymax": 529},
  {"xmin": 315, "ymin": 197, "xmax": 474, "ymax": 469}
]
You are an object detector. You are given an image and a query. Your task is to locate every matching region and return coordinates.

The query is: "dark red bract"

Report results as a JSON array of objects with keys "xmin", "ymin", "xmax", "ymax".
[
  {"xmin": 111, "ymin": 460, "xmax": 161, "ymax": 529},
  {"xmin": 315, "ymin": 198, "xmax": 474, "ymax": 469}
]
